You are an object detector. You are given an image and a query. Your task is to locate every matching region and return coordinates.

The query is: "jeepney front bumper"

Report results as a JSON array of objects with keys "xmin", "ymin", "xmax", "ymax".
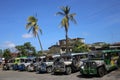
[{"xmin": 80, "ymin": 62, "xmax": 97, "ymax": 75}]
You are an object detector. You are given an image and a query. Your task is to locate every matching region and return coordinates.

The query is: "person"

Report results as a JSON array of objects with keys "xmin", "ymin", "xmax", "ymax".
[{"xmin": 72, "ymin": 57, "xmax": 77, "ymax": 71}]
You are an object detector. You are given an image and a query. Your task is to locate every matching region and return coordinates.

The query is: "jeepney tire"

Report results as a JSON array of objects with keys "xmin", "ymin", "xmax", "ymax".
[
  {"xmin": 97, "ymin": 67, "xmax": 105, "ymax": 77},
  {"xmin": 9, "ymin": 65, "xmax": 13, "ymax": 70},
  {"xmin": 36, "ymin": 67, "xmax": 40, "ymax": 74},
  {"xmin": 46, "ymin": 67, "xmax": 52, "ymax": 73},
  {"xmin": 26, "ymin": 66, "xmax": 28, "ymax": 71},
  {"xmin": 3, "ymin": 65, "xmax": 7, "ymax": 70},
  {"xmin": 6, "ymin": 64, "xmax": 9, "ymax": 70},
  {"xmin": 66, "ymin": 67, "xmax": 72, "ymax": 75},
  {"xmin": 36, "ymin": 70, "xmax": 40, "ymax": 74},
  {"xmin": 51, "ymin": 71, "xmax": 55, "ymax": 75}
]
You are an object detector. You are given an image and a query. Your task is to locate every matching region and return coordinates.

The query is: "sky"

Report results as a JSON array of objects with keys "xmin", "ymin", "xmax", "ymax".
[{"xmin": 0, "ymin": 0, "xmax": 120, "ymax": 51}]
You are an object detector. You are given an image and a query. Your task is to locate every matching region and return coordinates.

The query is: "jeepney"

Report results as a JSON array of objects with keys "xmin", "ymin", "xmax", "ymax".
[
  {"xmin": 36, "ymin": 54, "xmax": 60, "ymax": 73},
  {"xmin": 18, "ymin": 57, "xmax": 36, "ymax": 71},
  {"xmin": 52, "ymin": 52, "xmax": 88, "ymax": 75},
  {"xmin": 80, "ymin": 50, "xmax": 120, "ymax": 77}
]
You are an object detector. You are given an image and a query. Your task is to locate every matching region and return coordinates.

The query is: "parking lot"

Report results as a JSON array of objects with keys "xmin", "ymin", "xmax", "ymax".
[{"xmin": 0, "ymin": 68, "xmax": 120, "ymax": 80}]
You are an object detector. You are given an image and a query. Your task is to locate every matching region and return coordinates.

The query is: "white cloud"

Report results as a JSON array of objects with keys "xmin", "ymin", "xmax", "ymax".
[
  {"xmin": 0, "ymin": 41, "xmax": 18, "ymax": 52},
  {"xmin": 22, "ymin": 33, "xmax": 33, "ymax": 38},
  {"xmin": 5, "ymin": 41, "xmax": 15, "ymax": 48},
  {"xmin": 0, "ymin": 41, "xmax": 16, "ymax": 49}
]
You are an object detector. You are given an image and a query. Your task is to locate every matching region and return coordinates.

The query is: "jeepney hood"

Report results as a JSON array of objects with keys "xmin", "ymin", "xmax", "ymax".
[
  {"xmin": 64, "ymin": 61, "xmax": 72, "ymax": 65},
  {"xmin": 43, "ymin": 62, "xmax": 53, "ymax": 66},
  {"xmin": 84, "ymin": 60, "xmax": 104, "ymax": 66},
  {"xmin": 20, "ymin": 62, "xmax": 31, "ymax": 67},
  {"xmin": 94, "ymin": 60, "xmax": 105, "ymax": 66}
]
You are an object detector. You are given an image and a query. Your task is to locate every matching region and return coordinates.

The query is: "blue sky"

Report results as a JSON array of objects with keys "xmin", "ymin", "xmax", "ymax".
[{"xmin": 0, "ymin": 0, "xmax": 120, "ymax": 51}]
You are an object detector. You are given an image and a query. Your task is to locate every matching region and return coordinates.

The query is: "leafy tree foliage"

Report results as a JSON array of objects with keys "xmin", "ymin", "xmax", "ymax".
[
  {"xmin": 56, "ymin": 6, "xmax": 77, "ymax": 53},
  {"xmin": 3, "ymin": 49, "xmax": 11, "ymax": 59},
  {"xmin": 26, "ymin": 16, "xmax": 43, "ymax": 52},
  {"xmin": 72, "ymin": 41, "xmax": 90, "ymax": 53},
  {"xmin": 15, "ymin": 42, "xmax": 36, "ymax": 57},
  {"xmin": 0, "ymin": 49, "xmax": 3, "ymax": 57}
]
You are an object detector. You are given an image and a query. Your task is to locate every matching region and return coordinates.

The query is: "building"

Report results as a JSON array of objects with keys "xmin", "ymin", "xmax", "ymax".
[
  {"xmin": 48, "ymin": 38, "xmax": 85, "ymax": 54},
  {"xmin": 48, "ymin": 45, "xmax": 60, "ymax": 54},
  {"xmin": 11, "ymin": 53, "xmax": 18, "ymax": 58},
  {"xmin": 110, "ymin": 42, "xmax": 120, "ymax": 49}
]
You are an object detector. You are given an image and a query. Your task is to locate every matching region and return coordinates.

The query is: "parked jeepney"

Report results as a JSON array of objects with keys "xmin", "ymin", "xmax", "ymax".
[
  {"xmin": 7, "ymin": 58, "xmax": 15, "ymax": 70},
  {"xmin": 36, "ymin": 54, "xmax": 60, "ymax": 73},
  {"xmin": 2, "ymin": 58, "xmax": 15, "ymax": 70},
  {"xmin": 12, "ymin": 56, "xmax": 28, "ymax": 70},
  {"xmin": 12, "ymin": 57, "xmax": 21, "ymax": 70},
  {"xmin": 80, "ymin": 50, "xmax": 120, "ymax": 77},
  {"xmin": 18, "ymin": 56, "xmax": 36, "ymax": 71},
  {"xmin": 52, "ymin": 52, "xmax": 88, "ymax": 75},
  {"xmin": 25, "ymin": 57, "xmax": 37, "ymax": 72}
]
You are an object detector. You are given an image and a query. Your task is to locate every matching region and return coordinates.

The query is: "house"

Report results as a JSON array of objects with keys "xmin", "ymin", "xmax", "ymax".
[
  {"xmin": 110, "ymin": 42, "xmax": 120, "ymax": 49},
  {"xmin": 48, "ymin": 38, "xmax": 85, "ymax": 54},
  {"xmin": 88, "ymin": 42, "xmax": 110, "ymax": 50},
  {"xmin": 11, "ymin": 53, "xmax": 18, "ymax": 58}
]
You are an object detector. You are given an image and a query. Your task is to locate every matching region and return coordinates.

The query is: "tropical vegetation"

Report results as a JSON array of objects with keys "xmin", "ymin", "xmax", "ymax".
[
  {"xmin": 26, "ymin": 16, "xmax": 43, "ymax": 53},
  {"xmin": 15, "ymin": 42, "xmax": 36, "ymax": 57},
  {"xmin": 56, "ymin": 6, "xmax": 77, "ymax": 53}
]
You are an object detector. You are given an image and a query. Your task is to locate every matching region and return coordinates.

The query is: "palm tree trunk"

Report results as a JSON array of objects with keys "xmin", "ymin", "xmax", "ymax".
[
  {"xmin": 66, "ymin": 31, "xmax": 69, "ymax": 53},
  {"xmin": 37, "ymin": 33, "xmax": 43, "ymax": 53}
]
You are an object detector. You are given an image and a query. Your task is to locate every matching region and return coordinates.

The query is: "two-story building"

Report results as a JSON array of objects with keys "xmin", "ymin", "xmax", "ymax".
[{"xmin": 48, "ymin": 38, "xmax": 85, "ymax": 54}]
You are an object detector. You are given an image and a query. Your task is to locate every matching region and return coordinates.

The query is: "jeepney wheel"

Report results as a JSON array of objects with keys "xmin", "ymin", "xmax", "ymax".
[
  {"xmin": 66, "ymin": 67, "xmax": 72, "ymax": 75},
  {"xmin": 98, "ymin": 67, "xmax": 105, "ymax": 77},
  {"xmin": 26, "ymin": 66, "xmax": 29, "ymax": 71},
  {"xmin": 51, "ymin": 71, "xmax": 55, "ymax": 75},
  {"xmin": 46, "ymin": 67, "xmax": 52, "ymax": 73},
  {"xmin": 36, "ymin": 66, "xmax": 40, "ymax": 74},
  {"xmin": 9, "ymin": 65, "xmax": 13, "ymax": 70}
]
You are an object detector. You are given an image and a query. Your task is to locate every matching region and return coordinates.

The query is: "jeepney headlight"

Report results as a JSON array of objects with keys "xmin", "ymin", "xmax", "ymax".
[
  {"xmin": 81, "ymin": 66, "xmax": 84, "ymax": 69},
  {"xmin": 92, "ymin": 62, "xmax": 96, "ymax": 65},
  {"xmin": 92, "ymin": 62, "xmax": 97, "ymax": 67}
]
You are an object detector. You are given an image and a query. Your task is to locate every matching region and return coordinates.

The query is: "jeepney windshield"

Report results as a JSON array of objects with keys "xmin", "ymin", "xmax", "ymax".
[{"xmin": 88, "ymin": 51, "xmax": 103, "ymax": 60}]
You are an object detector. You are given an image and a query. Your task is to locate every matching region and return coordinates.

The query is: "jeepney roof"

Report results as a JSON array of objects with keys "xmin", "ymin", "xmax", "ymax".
[
  {"xmin": 15, "ymin": 58, "xmax": 20, "ymax": 60},
  {"xmin": 61, "ymin": 52, "xmax": 88, "ymax": 57},
  {"xmin": 102, "ymin": 50, "xmax": 120, "ymax": 53}
]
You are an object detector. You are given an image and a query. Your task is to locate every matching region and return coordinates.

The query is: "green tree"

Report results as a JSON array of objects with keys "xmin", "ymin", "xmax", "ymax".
[
  {"xmin": 72, "ymin": 41, "xmax": 90, "ymax": 53},
  {"xmin": 24, "ymin": 42, "xmax": 37, "ymax": 56},
  {"xmin": 15, "ymin": 45, "xmax": 27, "ymax": 56},
  {"xmin": 56, "ymin": 6, "xmax": 77, "ymax": 53},
  {"xmin": 15, "ymin": 42, "xmax": 36, "ymax": 56},
  {"xmin": 3, "ymin": 49, "xmax": 11, "ymax": 60},
  {"xmin": 0, "ymin": 49, "xmax": 3, "ymax": 57},
  {"xmin": 26, "ymin": 16, "xmax": 43, "ymax": 53}
]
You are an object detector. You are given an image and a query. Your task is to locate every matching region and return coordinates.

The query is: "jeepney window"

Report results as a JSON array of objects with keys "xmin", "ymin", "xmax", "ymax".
[
  {"xmin": 65, "ymin": 56, "xmax": 71, "ymax": 61},
  {"xmin": 80, "ymin": 54, "xmax": 88, "ymax": 59},
  {"xmin": 60, "ymin": 56, "xmax": 71, "ymax": 61},
  {"xmin": 111, "ymin": 52, "xmax": 118, "ymax": 57},
  {"xmin": 21, "ymin": 59, "xmax": 24, "ymax": 62},
  {"xmin": 46, "ymin": 57, "xmax": 54, "ymax": 62},
  {"xmin": 110, "ymin": 52, "xmax": 119, "ymax": 60},
  {"xmin": 17, "ymin": 59, "xmax": 19, "ymax": 62},
  {"xmin": 89, "ymin": 52, "xmax": 103, "ymax": 60}
]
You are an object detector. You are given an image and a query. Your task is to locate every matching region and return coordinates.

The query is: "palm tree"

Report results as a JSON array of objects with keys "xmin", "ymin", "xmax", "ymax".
[
  {"xmin": 56, "ymin": 6, "xmax": 77, "ymax": 53},
  {"xmin": 26, "ymin": 16, "xmax": 43, "ymax": 53}
]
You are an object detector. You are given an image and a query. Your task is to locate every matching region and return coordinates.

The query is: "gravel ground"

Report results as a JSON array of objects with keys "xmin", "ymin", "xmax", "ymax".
[{"xmin": 0, "ymin": 68, "xmax": 120, "ymax": 80}]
